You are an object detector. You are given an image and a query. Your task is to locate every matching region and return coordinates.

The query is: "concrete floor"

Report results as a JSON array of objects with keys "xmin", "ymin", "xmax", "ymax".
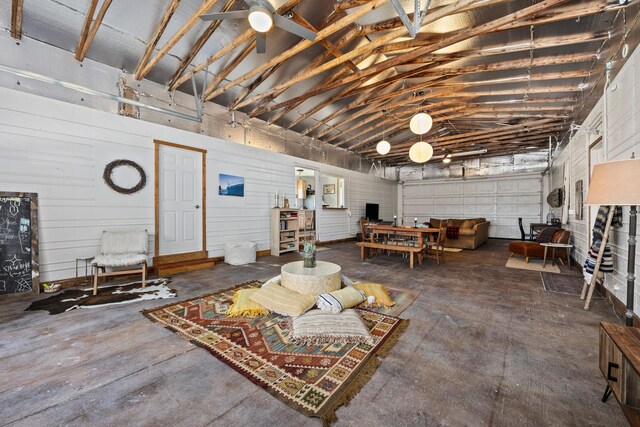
[{"xmin": 0, "ymin": 239, "xmax": 627, "ymax": 426}]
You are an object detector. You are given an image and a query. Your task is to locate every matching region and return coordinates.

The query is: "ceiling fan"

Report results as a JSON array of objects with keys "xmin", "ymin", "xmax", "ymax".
[{"xmin": 200, "ymin": 1, "xmax": 317, "ymax": 54}]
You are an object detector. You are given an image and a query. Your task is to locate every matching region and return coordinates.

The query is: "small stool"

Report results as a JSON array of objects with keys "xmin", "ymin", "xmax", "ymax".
[{"xmin": 75, "ymin": 256, "xmax": 94, "ymax": 288}]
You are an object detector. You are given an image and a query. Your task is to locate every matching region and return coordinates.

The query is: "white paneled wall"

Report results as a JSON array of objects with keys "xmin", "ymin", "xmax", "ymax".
[
  {"xmin": 0, "ymin": 87, "xmax": 396, "ymax": 282},
  {"xmin": 402, "ymin": 174, "xmax": 542, "ymax": 238},
  {"xmin": 547, "ymin": 42, "xmax": 640, "ymax": 312}
]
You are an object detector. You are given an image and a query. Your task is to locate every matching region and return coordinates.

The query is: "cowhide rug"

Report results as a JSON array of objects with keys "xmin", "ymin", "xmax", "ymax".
[{"xmin": 26, "ymin": 278, "xmax": 176, "ymax": 315}]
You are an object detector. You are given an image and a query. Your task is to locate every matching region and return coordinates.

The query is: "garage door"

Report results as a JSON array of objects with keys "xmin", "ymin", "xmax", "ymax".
[{"xmin": 402, "ymin": 174, "xmax": 542, "ymax": 239}]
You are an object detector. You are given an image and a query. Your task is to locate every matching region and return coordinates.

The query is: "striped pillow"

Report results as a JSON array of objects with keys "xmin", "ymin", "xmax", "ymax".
[
  {"xmin": 249, "ymin": 283, "xmax": 316, "ymax": 317},
  {"xmin": 317, "ymin": 287, "xmax": 366, "ymax": 314},
  {"xmin": 289, "ymin": 309, "xmax": 373, "ymax": 345}
]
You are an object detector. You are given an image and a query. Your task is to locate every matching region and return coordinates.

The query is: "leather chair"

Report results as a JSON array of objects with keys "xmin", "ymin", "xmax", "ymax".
[{"xmin": 508, "ymin": 229, "xmax": 570, "ymax": 264}]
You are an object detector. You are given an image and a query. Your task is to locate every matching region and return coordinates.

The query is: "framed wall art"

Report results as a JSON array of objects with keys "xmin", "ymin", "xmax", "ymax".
[{"xmin": 219, "ymin": 174, "xmax": 244, "ymax": 197}]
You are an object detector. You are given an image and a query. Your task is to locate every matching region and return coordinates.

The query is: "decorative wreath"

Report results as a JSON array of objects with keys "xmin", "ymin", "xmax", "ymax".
[{"xmin": 103, "ymin": 159, "xmax": 147, "ymax": 194}]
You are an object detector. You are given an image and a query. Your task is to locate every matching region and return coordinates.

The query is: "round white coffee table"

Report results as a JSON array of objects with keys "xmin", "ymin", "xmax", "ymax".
[
  {"xmin": 541, "ymin": 242, "xmax": 573, "ymax": 268},
  {"xmin": 281, "ymin": 261, "xmax": 341, "ymax": 296}
]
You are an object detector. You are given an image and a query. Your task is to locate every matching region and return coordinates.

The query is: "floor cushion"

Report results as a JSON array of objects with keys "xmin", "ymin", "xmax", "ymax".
[
  {"xmin": 249, "ymin": 283, "xmax": 316, "ymax": 317},
  {"xmin": 227, "ymin": 288, "xmax": 270, "ymax": 317},
  {"xmin": 317, "ymin": 287, "xmax": 366, "ymax": 314},
  {"xmin": 288, "ymin": 309, "xmax": 373, "ymax": 345},
  {"xmin": 352, "ymin": 283, "xmax": 395, "ymax": 308}
]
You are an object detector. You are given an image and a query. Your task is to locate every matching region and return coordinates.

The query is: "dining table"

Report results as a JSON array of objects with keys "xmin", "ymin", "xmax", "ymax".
[{"xmin": 366, "ymin": 224, "xmax": 441, "ymax": 266}]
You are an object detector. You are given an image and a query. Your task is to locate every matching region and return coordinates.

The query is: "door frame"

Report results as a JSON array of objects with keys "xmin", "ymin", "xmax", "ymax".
[{"xmin": 154, "ymin": 140, "xmax": 207, "ymax": 263}]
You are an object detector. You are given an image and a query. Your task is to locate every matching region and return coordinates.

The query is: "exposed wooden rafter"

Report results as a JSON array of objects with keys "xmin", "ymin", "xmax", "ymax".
[
  {"xmin": 11, "ymin": 0, "xmax": 24, "ymax": 40},
  {"xmin": 75, "ymin": 0, "xmax": 113, "ymax": 62},
  {"xmin": 134, "ymin": 0, "xmax": 182, "ymax": 80}
]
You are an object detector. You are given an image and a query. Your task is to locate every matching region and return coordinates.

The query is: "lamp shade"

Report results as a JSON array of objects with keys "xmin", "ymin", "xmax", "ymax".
[
  {"xmin": 409, "ymin": 141, "xmax": 433, "ymax": 163},
  {"xmin": 376, "ymin": 140, "xmax": 391, "ymax": 155},
  {"xmin": 585, "ymin": 158, "xmax": 640, "ymax": 205},
  {"xmin": 248, "ymin": 6, "xmax": 273, "ymax": 32},
  {"xmin": 409, "ymin": 112, "xmax": 432, "ymax": 135}
]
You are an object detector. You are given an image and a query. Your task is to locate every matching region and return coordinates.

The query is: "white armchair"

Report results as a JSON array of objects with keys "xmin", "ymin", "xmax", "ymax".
[{"xmin": 92, "ymin": 231, "xmax": 148, "ymax": 295}]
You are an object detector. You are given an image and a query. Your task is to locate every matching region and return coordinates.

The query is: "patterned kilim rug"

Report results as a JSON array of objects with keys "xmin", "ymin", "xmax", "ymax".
[
  {"xmin": 540, "ymin": 272, "xmax": 603, "ymax": 298},
  {"xmin": 142, "ymin": 281, "xmax": 408, "ymax": 424}
]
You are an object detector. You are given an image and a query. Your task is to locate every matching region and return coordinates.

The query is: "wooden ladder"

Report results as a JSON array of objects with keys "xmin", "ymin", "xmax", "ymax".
[{"xmin": 580, "ymin": 208, "xmax": 615, "ymax": 310}]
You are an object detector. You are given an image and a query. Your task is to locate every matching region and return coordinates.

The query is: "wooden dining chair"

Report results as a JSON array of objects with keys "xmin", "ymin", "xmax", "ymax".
[{"xmin": 424, "ymin": 226, "xmax": 446, "ymax": 265}]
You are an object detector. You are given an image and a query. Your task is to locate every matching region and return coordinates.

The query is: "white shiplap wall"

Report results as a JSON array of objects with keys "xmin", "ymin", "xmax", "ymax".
[
  {"xmin": 548, "ymin": 42, "xmax": 640, "ymax": 312},
  {"xmin": 402, "ymin": 174, "xmax": 542, "ymax": 238},
  {"xmin": 0, "ymin": 87, "xmax": 396, "ymax": 282}
]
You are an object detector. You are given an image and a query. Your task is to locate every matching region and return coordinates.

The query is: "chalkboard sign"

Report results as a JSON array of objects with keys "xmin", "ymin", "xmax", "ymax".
[{"xmin": 0, "ymin": 192, "xmax": 39, "ymax": 295}]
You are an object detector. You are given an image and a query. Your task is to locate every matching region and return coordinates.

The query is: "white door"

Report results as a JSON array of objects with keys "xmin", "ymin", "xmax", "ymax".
[{"xmin": 158, "ymin": 144, "xmax": 203, "ymax": 255}]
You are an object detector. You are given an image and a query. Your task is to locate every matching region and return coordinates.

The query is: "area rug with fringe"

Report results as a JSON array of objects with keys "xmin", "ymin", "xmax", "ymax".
[
  {"xmin": 26, "ymin": 278, "xmax": 175, "ymax": 315},
  {"xmin": 142, "ymin": 280, "xmax": 408, "ymax": 425},
  {"xmin": 540, "ymin": 272, "xmax": 603, "ymax": 298}
]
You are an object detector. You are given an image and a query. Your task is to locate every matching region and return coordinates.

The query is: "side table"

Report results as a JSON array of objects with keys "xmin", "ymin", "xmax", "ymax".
[
  {"xmin": 541, "ymin": 243, "xmax": 572, "ymax": 268},
  {"xmin": 75, "ymin": 257, "xmax": 94, "ymax": 288}
]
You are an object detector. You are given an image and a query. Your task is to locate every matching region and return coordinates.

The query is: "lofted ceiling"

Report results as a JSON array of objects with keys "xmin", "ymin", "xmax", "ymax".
[{"xmin": 2, "ymin": 0, "xmax": 639, "ymax": 165}]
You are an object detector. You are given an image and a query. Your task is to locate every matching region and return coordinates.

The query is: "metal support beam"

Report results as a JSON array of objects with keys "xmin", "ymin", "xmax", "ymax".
[{"xmin": 0, "ymin": 64, "xmax": 202, "ymax": 122}]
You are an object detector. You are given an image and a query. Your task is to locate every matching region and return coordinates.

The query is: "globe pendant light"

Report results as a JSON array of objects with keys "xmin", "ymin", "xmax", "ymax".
[
  {"xmin": 409, "ymin": 141, "xmax": 433, "ymax": 163},
  {"xmin": 410, "ymin": 112, "xmax": 433, "ymax": 135},
  {"xmin": 376, "ymin": 110, "xmax": 390, "ymax": 155},
  {"xmin": 376, "ymin": 140, "xmax": 391, "ymax": 155}
]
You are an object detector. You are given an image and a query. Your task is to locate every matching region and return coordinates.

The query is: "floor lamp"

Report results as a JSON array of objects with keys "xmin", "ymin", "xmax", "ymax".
[{"xmin": 585, "ymin": 157, "xmax": 640, "ymax": 327}]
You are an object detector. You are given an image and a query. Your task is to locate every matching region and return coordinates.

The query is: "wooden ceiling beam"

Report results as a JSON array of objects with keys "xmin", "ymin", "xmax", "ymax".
[
  {"xmin": 377, "ymin": 133, "xmax": 559, "ymax": 161},
  {"xmin": 233, "ymin": 0, "xmax": 479, "ymax": 109},
  {"xmin": 307, "ymin": 85, "xmax": 456, "ymax": 138},
  {"xmin": 11, "ymin": 0, "xmax": 24, "ymax": 40},
  {"xmin": 375, "ymin": 130, "xmax": 562, "ymax": 162},
  {"xmin": 247, "ymin": 26, "xmax": 362, "ymax": 117},
  {"xmin": 172, "ymin": 0, "xmax": 305, "ymax": 91},
  {"xmin": 291, "ymin": 12, "xmax": 360, "ymax": 73},
  {"xmin": 167, "ymin": 0, "xmax": 238, "ymax": 90},
  {"xmin": 134, "ymin": 0, "xmax": 181, "ymax": 80},
  {"xmin": 205, "ymin": 0, "xmax": 393, "ymax": 102},
  {"xmin": 243, "ymin": 0, "xmax": 569, "ymax": 123},
  {"xmin": 334, "ymin": 0, "xmax": 375, "ymax": 12},
  {"xmin": 361, "ymin": 0, "xmax": 508, "ymax": 34},
  {"xmin": 205, "ymin": 39, "xmax": 256, "ymax": 96},
  {"xmin": 326, "ymin": 98, "xmax": 467, "ymax": 144},
  {"xmin": 75, "ymin": 0, "xmax": 112, "ymax": 62},
  {"xmin": 137, "ymin": 0, "xmax": 220, "ymax": 80},
  {"xmin": 343, "ymin": 104, "xmax": 475, "ymax": 149},
  {"xmin": 317, "ymin": 73, "xmax": 579, "ymax": 144},
  {"xmin": 358, "ymin": 118, "xmax": 558, "ymax": 153}
]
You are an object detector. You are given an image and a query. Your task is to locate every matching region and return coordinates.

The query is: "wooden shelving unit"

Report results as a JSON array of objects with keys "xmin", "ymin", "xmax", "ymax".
[{"xmin": 271, "ymin": 208, "xmax": 300, "ymax": 256}]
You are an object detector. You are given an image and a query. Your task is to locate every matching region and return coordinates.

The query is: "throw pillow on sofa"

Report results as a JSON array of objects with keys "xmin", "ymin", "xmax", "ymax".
[{"xmin": 461, "ymin": 219, "xmax": 476, "ymax": 229}]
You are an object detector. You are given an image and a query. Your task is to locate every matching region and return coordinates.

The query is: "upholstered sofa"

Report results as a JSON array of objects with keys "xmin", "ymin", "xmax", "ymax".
[
  {"xmin": 508, "ymin": 229, "xmax": 570, "ymax": 263},
  {"xmin": 429, "ymin": 218, "xmax": 491, "ymax": 250}
]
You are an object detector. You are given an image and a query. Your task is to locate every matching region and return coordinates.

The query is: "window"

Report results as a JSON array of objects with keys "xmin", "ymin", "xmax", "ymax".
[{"xmin": 320, "ymin": 175, "xmax": 345, "ymax": 208}]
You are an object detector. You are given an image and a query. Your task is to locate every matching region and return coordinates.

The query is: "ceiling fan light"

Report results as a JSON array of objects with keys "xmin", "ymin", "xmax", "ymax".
[
  {"xmin": 248, "ymin": 6, "xmax": 273, "ymax": 32},
  {"xmin": 443, "ymin": 156, "xmax": 451, "ymax": 164},
  {"xmin": 409, "ymin": 112, "xmax": 432, "ymax": 135},
  {"xmin": 376, "ymin": 140, "xmax": 391, "ymax": 155},
  {"xmin": 409, "ymin": 141, "xmax": 433, "ymax": 163}
]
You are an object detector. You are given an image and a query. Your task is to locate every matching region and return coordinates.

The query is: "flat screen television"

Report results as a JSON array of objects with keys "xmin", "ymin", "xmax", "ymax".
[{"xmin": 365, "ymin": 203, "xmax": 379, "ymax": 221}]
